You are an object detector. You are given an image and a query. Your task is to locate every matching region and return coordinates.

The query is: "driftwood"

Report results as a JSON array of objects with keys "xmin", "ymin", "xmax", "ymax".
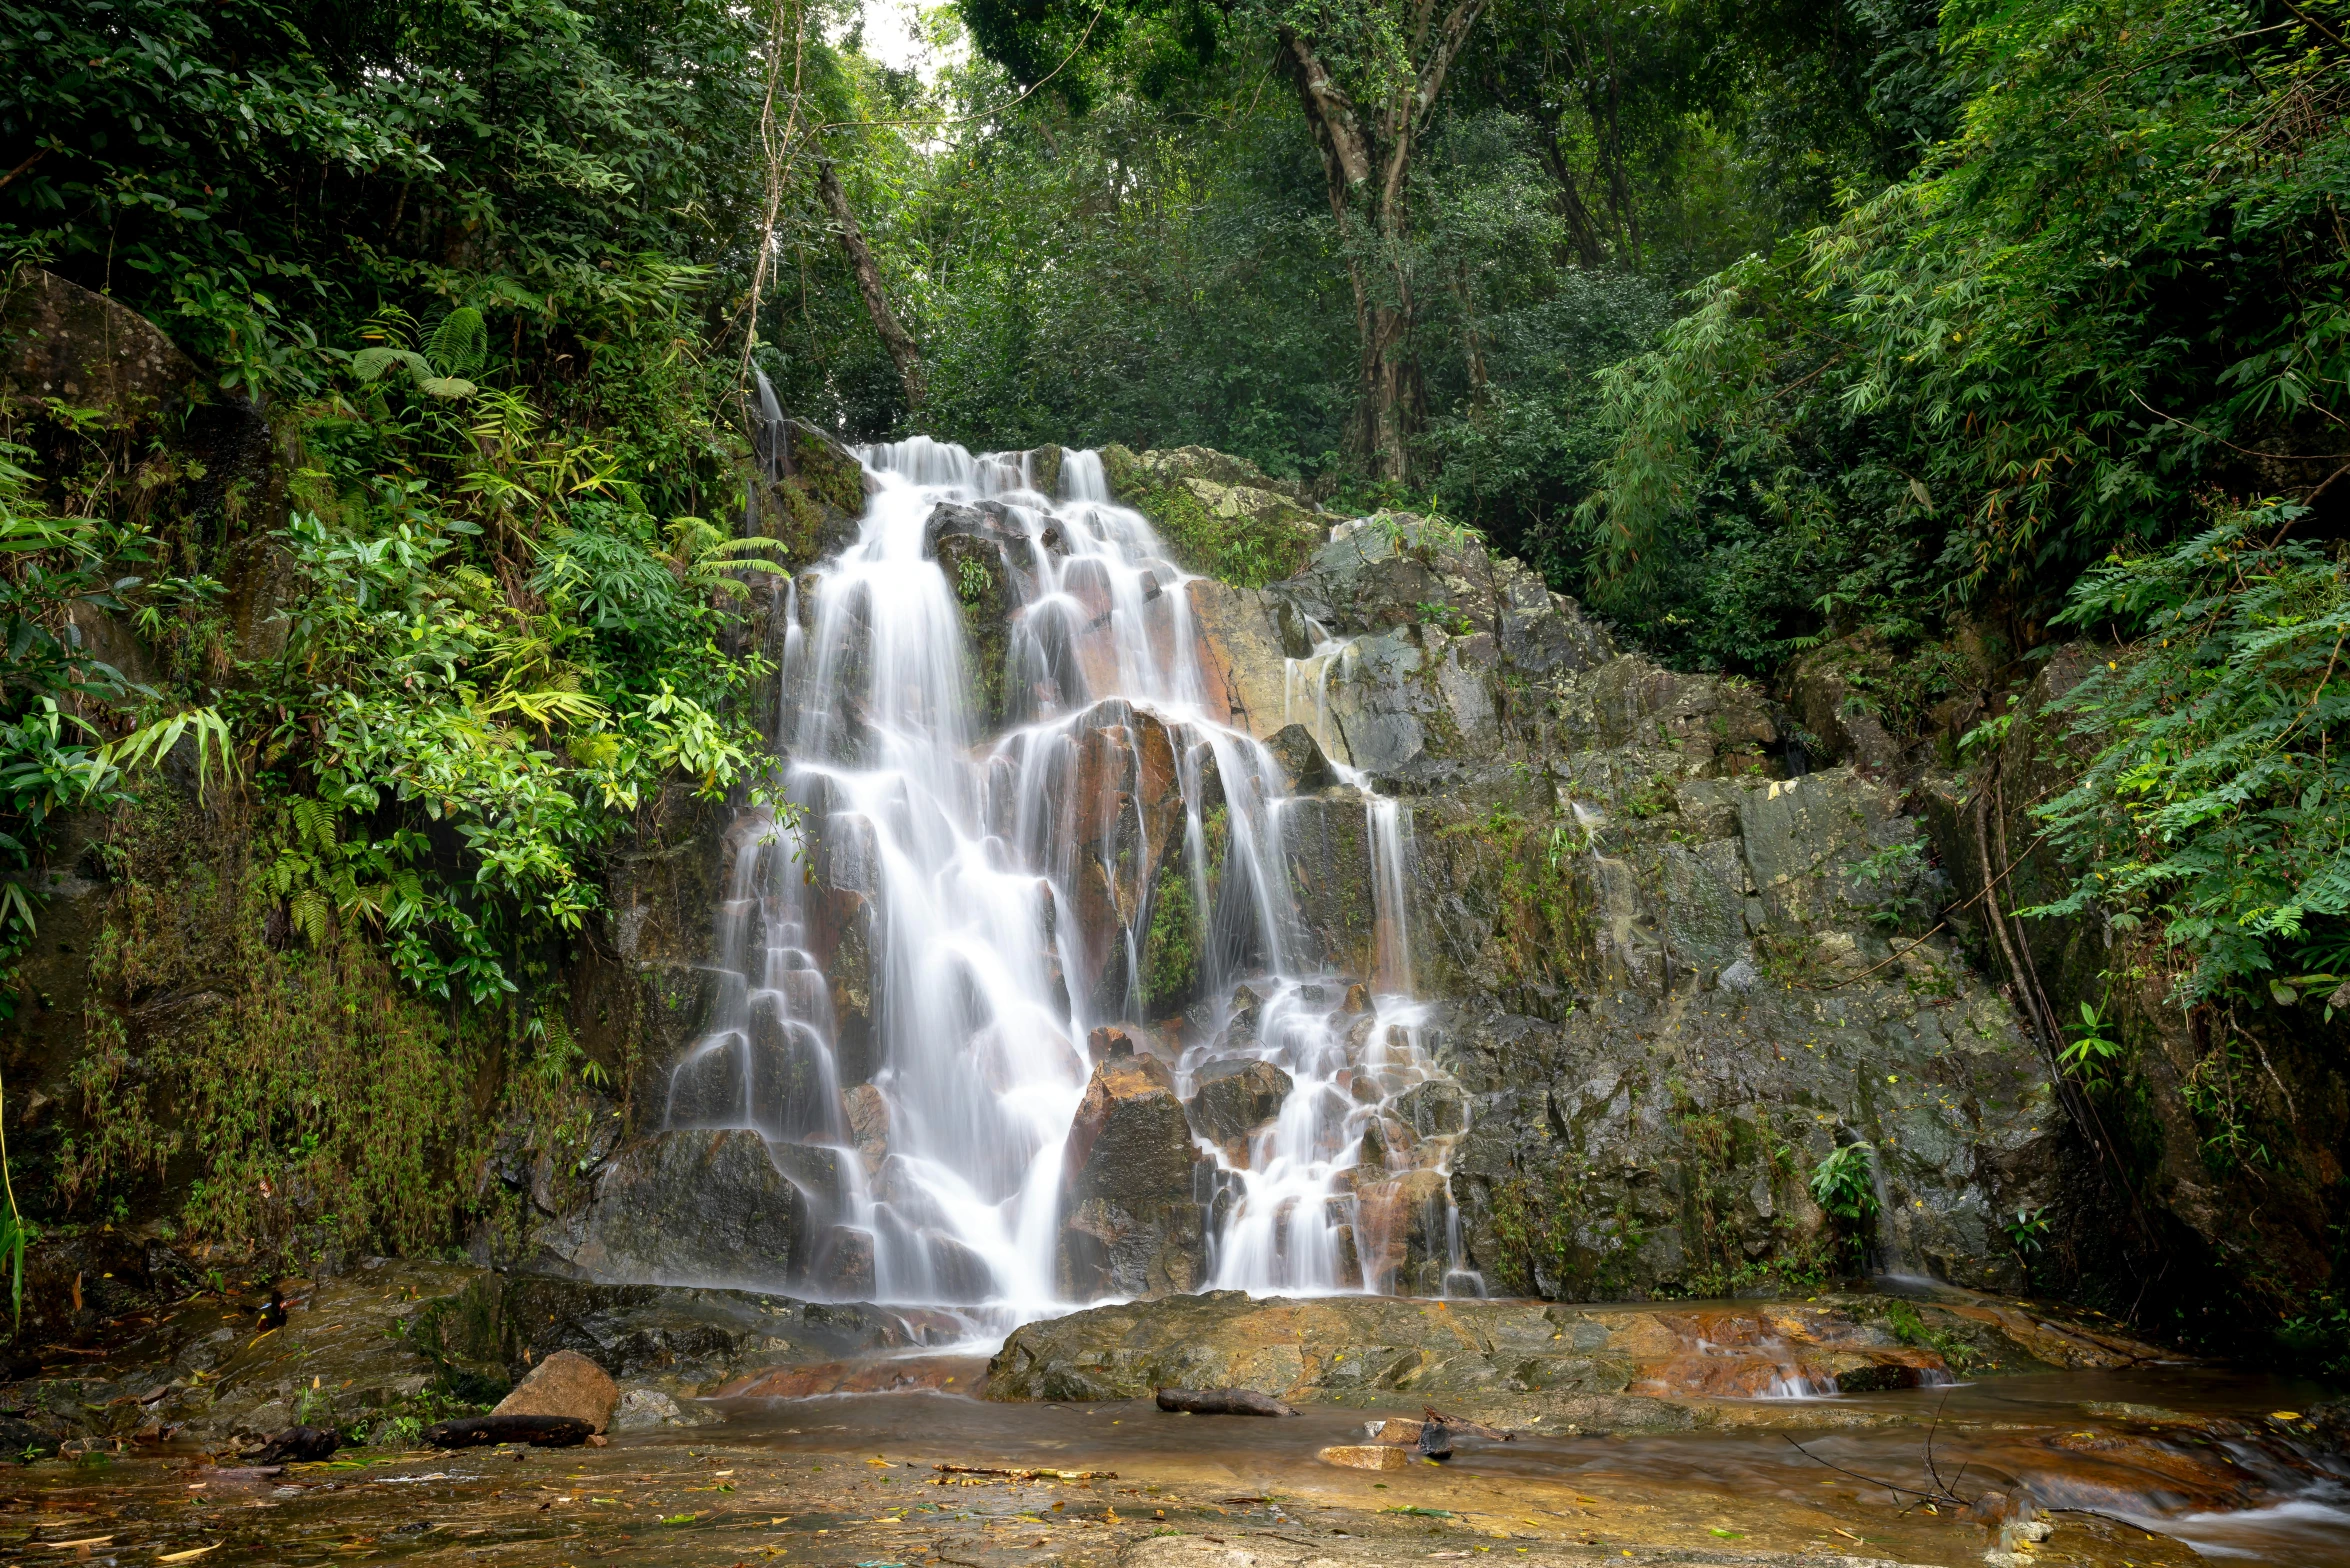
[
  {"xmin": 423, "ymin": 1414, "xmax": 595, "ymax": 1449},
  {"xmin": 248, "ymin": 1426, "xmax": 339, "ymax": 1464},
  {"xmin": 1156, "ymin": 1387, "xmax": 1298, "ymax": 1417},
  {"xmin": 932, "ymin": 1464, "xmax": 1117, "ymax": 1482}
]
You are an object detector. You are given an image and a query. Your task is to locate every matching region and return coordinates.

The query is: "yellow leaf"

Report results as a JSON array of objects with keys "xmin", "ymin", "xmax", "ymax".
[{"xmin": 158, "ymin": 1547, "xmax": 220, "ymax": 1563}]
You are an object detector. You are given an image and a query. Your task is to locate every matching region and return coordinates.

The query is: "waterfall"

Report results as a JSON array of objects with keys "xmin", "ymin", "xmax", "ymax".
[{"xmin": 662, "ymin": 436, "xmax": 1479, "ymax": 1311}]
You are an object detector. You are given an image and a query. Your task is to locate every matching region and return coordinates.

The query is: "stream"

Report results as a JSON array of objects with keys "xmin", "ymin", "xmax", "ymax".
[{"xmin": 7, "ymin": 1329, "xmax": 2348, "ymax": 1566}]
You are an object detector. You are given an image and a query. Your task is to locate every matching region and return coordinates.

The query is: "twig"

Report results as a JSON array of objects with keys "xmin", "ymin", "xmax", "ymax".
[
  {"xmin": 0, "ymin": 146, "xmax": 48, "ymax": 194},
  {"xmin": 1779, "ymin": 1433, "xmax": 1947, "ymax": 1505},
  {"xmin": 1921, "ymin": 1390, "xmax": 1951, "ymax": 1496}
]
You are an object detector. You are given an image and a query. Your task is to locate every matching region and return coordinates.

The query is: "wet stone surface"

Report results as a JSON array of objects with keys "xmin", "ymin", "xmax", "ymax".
[
  {"xmin": 5, "ymin": 1264, "xmax": 2344, "ymax": 1565},
  {"xmin": 1, "ymin": 1366, "xmax": 2342, "ymax": 1568}
]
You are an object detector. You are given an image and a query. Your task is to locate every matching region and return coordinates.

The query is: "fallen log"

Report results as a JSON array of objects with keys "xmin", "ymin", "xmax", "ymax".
[
  {"xmin": 423, "ymin": 1414, "xmax": 595, "ymax": 1449},
  {"xmin": 1156, "ymin": 1387, "xmax": 1298, "ymax": 1417},
  {"xmin": 248, "ymin": 1426, "xmax": 340, "ymax": 1464}
]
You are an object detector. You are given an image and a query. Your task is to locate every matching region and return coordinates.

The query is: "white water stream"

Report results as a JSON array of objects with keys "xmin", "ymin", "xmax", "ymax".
[{"xmin": 662, "ymin": 424, "xmax": 1478, "ymax": 1314}]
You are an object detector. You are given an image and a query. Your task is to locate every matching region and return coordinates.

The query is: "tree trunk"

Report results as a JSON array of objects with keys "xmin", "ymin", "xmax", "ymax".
[
  {"xmin": 816, "ymin": 160, "xmax": 924, "ymax": 413},
  {"xmin": 1280, "ymin": 1, "xmax": 1486, "ymax": 484}
]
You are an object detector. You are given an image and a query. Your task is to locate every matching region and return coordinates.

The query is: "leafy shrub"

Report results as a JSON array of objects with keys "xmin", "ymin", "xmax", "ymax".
[
  {"xmin": 2025, "ymin": 505, "xmax": 2350, "ymax": 1003},
  {"xmin": 1809, "ymin": 1141, "xmax": 1879, "ymax": 1225}
]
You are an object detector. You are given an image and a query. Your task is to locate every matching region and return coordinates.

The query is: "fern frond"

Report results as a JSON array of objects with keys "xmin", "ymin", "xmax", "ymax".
[
  {"xmin": 290, "ymin": 887, "xmax": 331, "ymax": 946},
  {"xmin": 426, "ymin": 307, "xmax": 489, "ymax": 380}
]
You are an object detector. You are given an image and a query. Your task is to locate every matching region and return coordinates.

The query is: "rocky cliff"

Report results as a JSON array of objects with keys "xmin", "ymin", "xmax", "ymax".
[
  {"xmin": 1163, "ymin": 495, "xmax": 2065, "ymax": 1301},
  {"xmin": 0, "ymin": 275, "xmax": 2269, "ymax": 1359}
]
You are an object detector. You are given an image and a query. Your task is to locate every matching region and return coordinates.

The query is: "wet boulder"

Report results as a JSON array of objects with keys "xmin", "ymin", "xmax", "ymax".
[
  {"xmin": 492, "ymin": 1348, "xmax": 619, "ymax": 1433},
  {"xmin": 1392, "ymin": 1080, "xmax": 1468, "ymax": 1139},
  {"xmin": 1057, "ymin": 1057, "xmax": 1206, "ymax": 1299},
  {"xmin": 1186, "ymin": 1057, "xmax": 1293, "ymax": 1155},
  {"xmin": 551, "ymin": 1129, "xmax": 813, "ymax": 1288},
  {"xmin": 926, "ymin": 504, "xmax": 1023, "ymax": 728},
  {"xmin": 1264, "ymin": 723, "xmax": 1339, "ymax": 792}
]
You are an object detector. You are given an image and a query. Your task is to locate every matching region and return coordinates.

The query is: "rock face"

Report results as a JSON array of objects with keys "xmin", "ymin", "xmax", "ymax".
[
  {"xmin": 1100, "ymin": 445, "xmax": 1324, "ymax": 588},
  {"xmin": 540, "ymin": 1129, "xmax": 821, "ymax": 1288},
  {"xmin": 983, "ymin": 1288, "xmax": 2163, "ymax": 1421},
  {"xmin": 2, "ymin": 267, "xmax": 204, "ymax": 422},
  {"xmin": 1179, "ymin": 510, "xmax": 2062, "ymax": 1300},
  {"xmin": 1058, "ymin": 1057, "xmax": 1207, "ymax": 1299},
  {"xmin": 1925, "ymin": 645, "xmax": 2350, "ymax": 1336},
  {"xmin": 491, "ymin": 1348, "xmax": 619, "ymax": 1433}
]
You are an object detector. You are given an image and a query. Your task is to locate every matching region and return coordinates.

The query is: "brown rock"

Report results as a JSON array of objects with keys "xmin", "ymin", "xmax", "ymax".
[
  {"xmin": 1318, "ymin": 1444, "xmax": 1409, "ymax": 1471},
  {"xmin": 492, "ymin": 1349, "xmax": 619, "ymax": 1434},
  {"xmin": 844, "ymin": 1082, "xmax": 891, "ymax": 1173}
]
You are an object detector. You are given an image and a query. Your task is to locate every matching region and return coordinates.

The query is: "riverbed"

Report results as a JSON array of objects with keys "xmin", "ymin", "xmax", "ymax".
[{"xmin": 7, "ymin": 1359, "xmax": 2345, "ymax": 1567}]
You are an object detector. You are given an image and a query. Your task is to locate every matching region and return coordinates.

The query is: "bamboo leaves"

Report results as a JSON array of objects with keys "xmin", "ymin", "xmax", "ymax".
[{"xmin": 98, "ymin": 705, "xmax": 239, "ymax": 803}]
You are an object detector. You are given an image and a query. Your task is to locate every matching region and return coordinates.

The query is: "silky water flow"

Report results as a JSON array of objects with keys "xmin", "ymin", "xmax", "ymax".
[{"xmin": 661, "ymin": 422, "xmax": 1481, "ymax": 1319}]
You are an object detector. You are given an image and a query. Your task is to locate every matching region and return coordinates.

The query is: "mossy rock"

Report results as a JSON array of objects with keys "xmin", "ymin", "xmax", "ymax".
[
  {"xmin": 753, "ymin": 420, "xmax": 869, "ymax": 567},
  {"xmin": 1098, "ymin": 443, "xmax": 1323, "ymax": 588}
]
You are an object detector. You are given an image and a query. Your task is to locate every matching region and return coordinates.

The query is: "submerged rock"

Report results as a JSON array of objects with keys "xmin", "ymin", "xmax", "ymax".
[{"xmin": 1318, "ymin": 1443, "xmax": 1409, "ymax": 1470}]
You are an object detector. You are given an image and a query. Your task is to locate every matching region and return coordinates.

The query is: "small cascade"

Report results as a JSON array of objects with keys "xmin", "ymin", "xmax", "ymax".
[{"xmin": 663, "ymin": 431, "xmax": 1480, "ymax": 1310}]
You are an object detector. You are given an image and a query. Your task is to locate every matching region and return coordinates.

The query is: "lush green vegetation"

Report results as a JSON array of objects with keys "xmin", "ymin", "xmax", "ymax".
[{"xmin": 1, "ymin": 0, "xmax": 2345, "ymax": 1278}]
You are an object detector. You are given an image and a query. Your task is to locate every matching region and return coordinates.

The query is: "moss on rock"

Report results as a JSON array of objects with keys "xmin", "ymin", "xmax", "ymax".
[{"xmin": 1099, "ymin": 443, "xmax": 1324, "ymax": 588}]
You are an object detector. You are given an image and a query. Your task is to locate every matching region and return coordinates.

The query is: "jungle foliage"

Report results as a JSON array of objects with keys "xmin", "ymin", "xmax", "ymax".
[{"xmin": 2, "ymin": 0, "xmax": 2347, "ymax": 1246}]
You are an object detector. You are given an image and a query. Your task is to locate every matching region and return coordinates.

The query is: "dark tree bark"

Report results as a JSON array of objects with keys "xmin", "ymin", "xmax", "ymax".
[
  {"xmin": 1279, "ymin": 0, "xmax": 1488, "ymax": 483},
  {"xmin": 817, "ymin": 159, "xmax": 924, "ymax": 413}
]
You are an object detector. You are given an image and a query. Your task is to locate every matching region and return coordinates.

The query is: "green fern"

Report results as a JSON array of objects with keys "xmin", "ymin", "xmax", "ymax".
[
  {"xmin": 426, "ymin": 307, "xmax": 489, "ymax": 380},
  {"xmin": 290, "ymin": 796, "xmax": 337, "ymax": 853},
  {"xmin": 289, "ymin": 887, "xmax": 332, "ymax": 946}
]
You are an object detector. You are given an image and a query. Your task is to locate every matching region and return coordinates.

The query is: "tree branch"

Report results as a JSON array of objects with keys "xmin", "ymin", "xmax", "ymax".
[
  {"xmin": 1280, "ymin": 28, "xmax": 1372, "ymax": 190},
  {"xmin": 816, "ymin": 160, "xmax": 924, "ymax": 412}
]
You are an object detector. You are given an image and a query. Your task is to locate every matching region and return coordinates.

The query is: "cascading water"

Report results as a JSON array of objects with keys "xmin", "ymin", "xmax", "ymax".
[{"xmin": 663, "ymin": 424, "xmax": 1480, "ymax": 1313}]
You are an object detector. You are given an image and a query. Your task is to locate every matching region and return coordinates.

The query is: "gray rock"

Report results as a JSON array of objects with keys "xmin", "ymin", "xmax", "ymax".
[
  {"xmin": 1186, "ymin": 1058, "xmax": 1294, "ymax": 1149},
  {"xmin": 555, "ymin": 1129, "xmax": 813, "ymax": 1289},
  {"xmin": 610, "ymin": 1387, "xmax": 714, "ymax": 1431},
  {"xmin": 1058, "ymin": 1058, "xmax": 1206, "ymax": 1300}
]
